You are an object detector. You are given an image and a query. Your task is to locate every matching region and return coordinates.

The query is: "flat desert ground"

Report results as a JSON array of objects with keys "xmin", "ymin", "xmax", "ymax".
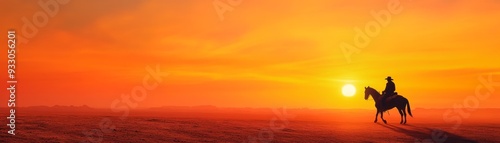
[{"xmin": 0, "ymin": 106, "xmax": 499, "ymax": 143}]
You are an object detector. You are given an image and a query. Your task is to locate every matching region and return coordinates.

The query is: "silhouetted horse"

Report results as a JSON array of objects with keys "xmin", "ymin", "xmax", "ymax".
[{"xmin": 364, "ymin": 86, "xmax": 413, "ymax": 124}]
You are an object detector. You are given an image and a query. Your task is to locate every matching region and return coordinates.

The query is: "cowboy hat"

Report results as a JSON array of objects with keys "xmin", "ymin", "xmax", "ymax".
[{"xmin": 385, "ymin": 76, "xmax": 393, "ymax": 80}]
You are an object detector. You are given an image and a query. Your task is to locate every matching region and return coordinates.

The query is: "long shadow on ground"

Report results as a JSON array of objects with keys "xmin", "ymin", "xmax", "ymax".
[{"xmin": 378, "ymin": 123, "xmax": 477, "ymax": 143}]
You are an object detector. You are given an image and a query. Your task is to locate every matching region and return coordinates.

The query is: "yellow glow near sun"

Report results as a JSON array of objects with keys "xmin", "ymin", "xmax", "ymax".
[{"xmin": 342, "ymin": 84, "xmax": 356, "ymax": 97}]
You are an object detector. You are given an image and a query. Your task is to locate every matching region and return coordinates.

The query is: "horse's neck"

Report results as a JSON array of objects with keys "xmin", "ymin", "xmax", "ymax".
[{"xmin": 371, "ymin": 90, "xmax": 381, "ymax": 102}]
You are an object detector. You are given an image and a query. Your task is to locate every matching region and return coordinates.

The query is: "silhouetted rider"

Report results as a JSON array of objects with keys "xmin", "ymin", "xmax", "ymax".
[{"xmin": 381, "ymin": 76, "xmax": 396, "ymax": 107}]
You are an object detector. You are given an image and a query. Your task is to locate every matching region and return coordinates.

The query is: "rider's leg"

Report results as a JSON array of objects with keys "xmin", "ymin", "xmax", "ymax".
[{"xmin": 380, "ymin": 95, "xmax": 387, "ymax": 108}]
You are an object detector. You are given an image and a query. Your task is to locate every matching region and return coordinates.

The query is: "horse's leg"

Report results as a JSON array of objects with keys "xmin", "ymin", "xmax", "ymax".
[
  {"xmin": 380, "ymin": 110, "xmax": 387, "ymax": 124},
  {"xmin": 374, "ymin": 110, "xmax": 379, "ymax": 123},
  {"xmin": 402, "ymin": 105, "xmax": 407, "ymax": 124},
  {"xmin": 397, "ymin": 108, "xmax": 403, "ymax": 124}
]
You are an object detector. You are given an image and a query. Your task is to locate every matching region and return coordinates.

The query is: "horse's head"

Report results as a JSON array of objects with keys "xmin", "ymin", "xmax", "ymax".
[
  {"xmin": 365, "ymin": 86, "xmax": 378, "ymax": 100},
  {"xmin": 364, "ymin": 86, "xmax": 381, "ymax": 101},
  {"xmin": 364, "ymin": 86, "xmax": 373, "ymax": 100}
]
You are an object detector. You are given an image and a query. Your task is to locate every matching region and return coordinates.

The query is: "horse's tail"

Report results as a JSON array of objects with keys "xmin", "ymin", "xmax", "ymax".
[{"xmin": 406, "ymin": 98, "xmax": 413, "ymax": 117}]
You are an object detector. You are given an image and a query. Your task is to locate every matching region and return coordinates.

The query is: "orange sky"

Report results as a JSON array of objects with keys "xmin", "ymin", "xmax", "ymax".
[{"xmin": 1, "ymin": 0, "xmax": 500, "ymax": 109}]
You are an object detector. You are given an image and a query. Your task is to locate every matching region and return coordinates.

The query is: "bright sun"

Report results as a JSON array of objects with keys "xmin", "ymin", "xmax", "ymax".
[{"xmin": 342, "ymin": 84, "xmax": 356, "ymax": 97}]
